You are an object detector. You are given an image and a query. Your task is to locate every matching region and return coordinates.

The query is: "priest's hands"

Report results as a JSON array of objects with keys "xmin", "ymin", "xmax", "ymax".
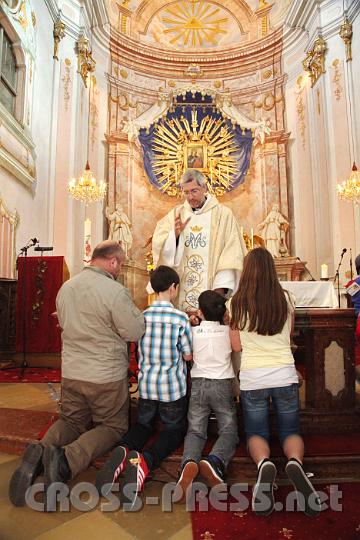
[{"xmin": 174, "ymin": 213, "xmax": 191, "ymax": 238}]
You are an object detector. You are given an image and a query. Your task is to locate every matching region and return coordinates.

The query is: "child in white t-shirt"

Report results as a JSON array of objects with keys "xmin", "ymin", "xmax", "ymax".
[{"xmin": 175, "ymin": 290, "xmax": 241, "ymax": 501}]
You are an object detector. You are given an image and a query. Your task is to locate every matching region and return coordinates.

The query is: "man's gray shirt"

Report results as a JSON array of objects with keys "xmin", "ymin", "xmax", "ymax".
[{"xmin": 56, "ymin": 266, "xmax": 145, "ymax": 383}]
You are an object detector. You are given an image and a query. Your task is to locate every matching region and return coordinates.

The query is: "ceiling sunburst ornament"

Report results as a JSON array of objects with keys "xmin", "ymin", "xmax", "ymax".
[
  {"xmin": 152, "ymin": 110, "xmax": 238, "ymax": 197},
  {"xmin": 162, "ymin": 1, "xmax": 228, "ymax": 48}
]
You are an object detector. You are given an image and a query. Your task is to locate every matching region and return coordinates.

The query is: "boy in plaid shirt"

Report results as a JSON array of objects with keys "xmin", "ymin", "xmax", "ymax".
[{"xmin": 96, "ymin": 265, "xmax": 192, "ymax": 508}]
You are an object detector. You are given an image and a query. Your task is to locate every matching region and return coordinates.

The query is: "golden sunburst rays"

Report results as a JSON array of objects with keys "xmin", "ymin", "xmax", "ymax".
[
  {"xmin": 152, "ymin": 112, "xmax": 238, "ymax": 197},
  {"xmin": 162, "ymin": 1, "xmax": 228, "ymax": 48}
]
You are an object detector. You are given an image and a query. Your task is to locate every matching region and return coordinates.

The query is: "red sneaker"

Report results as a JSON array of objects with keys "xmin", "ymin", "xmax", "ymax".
[
  {"xmin": 122, "ymin": 451, "xmax": 149, "ymax": 509},
  {"xmin": 95, "ymin": 446, "xmax": 128, "ymax": 496}
]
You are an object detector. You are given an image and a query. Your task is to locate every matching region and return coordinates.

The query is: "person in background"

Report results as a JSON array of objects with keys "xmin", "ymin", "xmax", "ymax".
[
  {"xmin": 231, "ymin": 247, "xmax": 321, "ymax": 517},
  {"xmin": 9, "ymin": 241, "xmax": 145, "ymax": 510},
  {"xmin": 346, "ymin": 254, "xmax": 360, "ymax": 381}
]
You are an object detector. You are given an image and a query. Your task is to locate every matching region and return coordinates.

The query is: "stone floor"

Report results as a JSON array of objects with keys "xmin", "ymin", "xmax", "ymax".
[
  {"xmin": 1, "ymin": 381, "xmax": 359, "ymax": 540},
  {"xmin": 0, "ymin": 383, "xmax": 192, "ymax": 540}
]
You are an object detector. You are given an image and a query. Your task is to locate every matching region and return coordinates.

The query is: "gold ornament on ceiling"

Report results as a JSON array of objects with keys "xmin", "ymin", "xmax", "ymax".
[
  {"xmin": 162, "ymin": 1, "xmax": 228, "ymax": 48},
  {"xmin": 152, "ymin": 110, "xmax": 237, "ymax": 197}
]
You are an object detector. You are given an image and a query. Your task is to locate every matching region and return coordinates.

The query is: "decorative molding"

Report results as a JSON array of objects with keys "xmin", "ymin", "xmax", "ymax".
[
  {"xmin": 295, "ymin": 76, "xmax": 306, "ymax": 150},
  {"xmin": 254, "ymin": 90, "xmax": 284, "ymax": 112},
  {"xmin": 331, "ymin": 59, "xmax": 342, "ymax": 101},
  {"xmin": 0, "ymin": 193, "xmax": 19, "ymax": 279},
  {"xmin": 61, "ymin": 59, "xmax": 72, "ymax": 111},
  {"xmin": 76, "ymin": 35, "xmax": 96, "ymax": 87},
  {"xmin": 302, "ymin": 36, "xmax": 327, "ymax": 88},
  {"xmin": 339, "ymin": 19, "xmax": 352, "ymax": 62},
  {"xmin": 53, "ymin": 18, "xmax": 65, "ymax": 60},
  {"xmin": 0, "ymin": 103, "xmax": 36, "ymax": 187}
]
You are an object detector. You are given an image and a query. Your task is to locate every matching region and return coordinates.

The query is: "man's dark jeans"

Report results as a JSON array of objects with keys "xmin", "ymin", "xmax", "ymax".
[{"xmin": 120, "ymin": 396, "xmax": 188, "ymax": 470}]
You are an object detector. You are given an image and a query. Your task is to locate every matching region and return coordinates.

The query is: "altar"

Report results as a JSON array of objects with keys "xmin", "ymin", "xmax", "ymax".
[{"xmin": 281, "ymin": 281, "xmax": 338, "ymax": 308}]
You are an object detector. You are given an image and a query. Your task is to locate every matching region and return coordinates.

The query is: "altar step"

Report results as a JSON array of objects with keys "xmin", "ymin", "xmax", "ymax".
[{"xmin": 1, "ymin": 407, "xmax": 359, "ymax": 483}]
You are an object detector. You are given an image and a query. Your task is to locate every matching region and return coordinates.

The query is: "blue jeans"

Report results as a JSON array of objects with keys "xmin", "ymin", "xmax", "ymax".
[
  {"xmin": 120, "ymin": 396, "xmax": 188, "ymax": 471},
  {"xmin": 240, "ymin": 383, "xmax": 300, "ymax": 446},
  {"xmin": 182, "ymin": 378, "xmax": 239, "ymax": 468}
]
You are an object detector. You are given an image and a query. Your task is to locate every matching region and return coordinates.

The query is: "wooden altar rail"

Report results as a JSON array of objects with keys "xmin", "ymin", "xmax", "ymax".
[{"xmin": 293, "ymin": 308, "xmax": 359, "ymax": 434}]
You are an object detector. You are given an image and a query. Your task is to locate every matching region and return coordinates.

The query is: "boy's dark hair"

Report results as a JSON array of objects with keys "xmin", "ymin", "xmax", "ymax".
[
  {"xmin": 150, "ymin": 265, "xmax": 180, "ymax": 293},
  {"xmin": 198, "ymin": 290, "xmax": 226, "ymax": 323}
]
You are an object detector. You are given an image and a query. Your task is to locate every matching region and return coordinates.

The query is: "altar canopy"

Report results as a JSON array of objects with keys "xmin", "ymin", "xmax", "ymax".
[{"xmin": 124, "ymin": 85, "xmax": 270, "ymax": 198}]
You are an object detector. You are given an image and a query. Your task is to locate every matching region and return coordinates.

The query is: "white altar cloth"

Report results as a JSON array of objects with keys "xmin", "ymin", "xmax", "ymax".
[{"xmin": 281, "ymin": 281, "xmax": 338, "ymax": 308}]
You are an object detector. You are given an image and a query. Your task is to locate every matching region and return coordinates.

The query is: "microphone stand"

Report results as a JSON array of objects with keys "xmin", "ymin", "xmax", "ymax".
[
  {"xmin": 333, "ymin": 251, "xmax": 346, "ymax": 308},
  {"xmin": 296, "ymin": 257, "xmax": 316, "ymax": 281},
  {"xmin": 350, "ymin": 248, "xmax": 353, "ymax": 280},
  {"xmin": 18, "ymin": 239, "xmax": 38, "ymax": 377}
]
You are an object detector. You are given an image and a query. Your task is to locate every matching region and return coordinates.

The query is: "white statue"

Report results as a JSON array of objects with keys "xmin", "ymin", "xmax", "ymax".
[
  {"xmin": 105, "ymin": 204, "xmax": 133, "ymax": 258},
  {"xmin": 257, "ymin": 203, "xmax": 289, "ymax": 258}
]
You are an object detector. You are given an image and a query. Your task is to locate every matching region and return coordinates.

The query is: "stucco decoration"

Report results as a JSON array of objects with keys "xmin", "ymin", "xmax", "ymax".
[{"xmin": 123, "ymin": 84, "xmax": 270, "ymax": 144}]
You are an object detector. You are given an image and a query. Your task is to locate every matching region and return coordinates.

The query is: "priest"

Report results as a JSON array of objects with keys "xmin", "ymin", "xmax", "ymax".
[{"xmin": 151, "ymin": 169, "xmax": 247, "ymax": 312}]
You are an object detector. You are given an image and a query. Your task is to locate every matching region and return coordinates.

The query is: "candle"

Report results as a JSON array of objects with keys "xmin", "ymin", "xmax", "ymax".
[
  {"xmin": 240, "ymin": 226, "xmax": 244, "ymax": 236},
  {"xmin": 251, "ymin": 227, "xmax": 254, "ymax": 249},
  {"xmin": 321, "ymin": 264, "xmax": 328, "ymax": 279}
]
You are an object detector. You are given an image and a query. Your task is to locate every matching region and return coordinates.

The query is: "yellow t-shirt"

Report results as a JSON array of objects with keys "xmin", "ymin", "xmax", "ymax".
[{"xmin": 239, "ymin": 292, "xmax": 295, "ymax": 372}]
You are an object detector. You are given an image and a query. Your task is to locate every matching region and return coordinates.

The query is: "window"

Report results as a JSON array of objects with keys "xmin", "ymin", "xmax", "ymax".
[{"xmin": 0, "ymin": 25, "xmax": 17, "ymax": 115}]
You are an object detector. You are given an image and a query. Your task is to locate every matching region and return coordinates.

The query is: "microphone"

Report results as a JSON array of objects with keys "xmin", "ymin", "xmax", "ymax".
[
  {"xmin": 34, "ymin": 246, "xmax": 53, "ymax": 252},
  {"xmin": 31, "ymin": 238, "xmax": 39, "ymax": 245},
  {"xmin": 296, "ymin": 257, "xmax": 316, "ymax": 281},
  {"xmin": 341, "ymin": 248, "xmax": 347, "ymax": 255}
]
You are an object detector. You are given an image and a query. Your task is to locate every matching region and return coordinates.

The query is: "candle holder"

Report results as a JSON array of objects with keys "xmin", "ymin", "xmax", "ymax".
[{"xmin": 320, "ymin": 277, "xmax": 329, "ymax": 281}]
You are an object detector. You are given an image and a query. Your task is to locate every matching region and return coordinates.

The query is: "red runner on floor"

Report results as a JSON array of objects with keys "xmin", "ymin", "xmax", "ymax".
[
  {"xmin": 191, "ymin": 483, "xmax": 360, "ymax": 540},
  {"xmin": 0, "ymin": 368, "xmax": 61, "ymax": 383}
]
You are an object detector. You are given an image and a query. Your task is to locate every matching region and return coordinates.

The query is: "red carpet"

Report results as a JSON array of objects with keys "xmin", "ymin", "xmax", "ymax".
[
  {"xmin": 0, "ymin": 368, "xmax": 61, "ymax": 383},
  {"xmin": 191, "ymin": 482, "xmax": 360, "ymax": 540}
]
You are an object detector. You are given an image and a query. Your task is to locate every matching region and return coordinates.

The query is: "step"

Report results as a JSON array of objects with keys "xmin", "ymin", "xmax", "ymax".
[{"xmin": 1, "ymin": 407, "xmax": 359, "ymax": 482}]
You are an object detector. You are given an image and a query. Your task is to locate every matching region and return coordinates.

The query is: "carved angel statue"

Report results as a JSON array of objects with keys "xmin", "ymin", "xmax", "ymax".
[
  {"xmin": 257, "ymin": 203, "xmax": 289, "ymax": 258},
  {"xmin": 105, "ymin": 204, "xmax": 133, "ymax": 258}
]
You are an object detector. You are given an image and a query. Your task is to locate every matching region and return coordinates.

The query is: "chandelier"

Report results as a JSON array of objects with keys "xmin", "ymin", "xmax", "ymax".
[
  {"xmin": 67, "ymin": 4, "xmax": 106, "ymax": 205},
  {"xmin": 68, "ymin": 161, "xmax": 107, "ymax": 204},
  {"xmin": 337, "ymin": 163, "xmax": 360, "ymax": 204}
]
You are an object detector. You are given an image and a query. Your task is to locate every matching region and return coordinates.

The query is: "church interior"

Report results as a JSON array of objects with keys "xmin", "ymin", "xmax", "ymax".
[{"xmin": 0, "ymin": 0, "xmax": 360, "ymax": 538}]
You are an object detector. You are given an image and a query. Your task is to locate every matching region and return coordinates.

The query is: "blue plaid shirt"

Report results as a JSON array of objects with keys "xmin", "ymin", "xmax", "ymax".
[{"xmin": 138, "ymin": 301, "xmax": 192, "ymax": 402}]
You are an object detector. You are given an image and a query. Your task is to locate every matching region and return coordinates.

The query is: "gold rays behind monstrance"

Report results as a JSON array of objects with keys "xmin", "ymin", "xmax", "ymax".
[{"xmin": 152, "ymin": 110, "xmax": 238, "ymax": 197}]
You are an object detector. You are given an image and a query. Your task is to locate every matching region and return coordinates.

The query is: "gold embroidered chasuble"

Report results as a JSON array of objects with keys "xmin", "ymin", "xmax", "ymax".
[{"xmin": 152, "ymin": 195, "xmax": 246, "ymax": 311}]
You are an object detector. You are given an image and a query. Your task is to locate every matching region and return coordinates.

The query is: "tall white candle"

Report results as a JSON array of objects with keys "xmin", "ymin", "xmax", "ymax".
[
  {"xmin": 321, "ymin": 264, "xmax": 328, "ymax": 279},
  {"xmin": 251, "ymin": 227, "xmax": 254, "ymax": 249}
]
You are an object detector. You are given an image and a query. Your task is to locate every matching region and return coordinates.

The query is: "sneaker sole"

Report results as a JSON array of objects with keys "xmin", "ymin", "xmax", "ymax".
[
  {"xmin": 96, "ymin": 447, "xmax": 127, "ymax": 496},
  {"xmin": 199, "ymin": 459, "xmax": 225, "ymax": 488},
  {"xmin": 9, "ymin": 443, "xmax": 43, "ymax": 507},
  {"xmin": 285, "ymin": 461, "xmax": 321, "ymax": 516},
  {"xmin": 252, "ymin": 461, "xmax": 277, "ymax": 516},
  {"xmin": 175, "ymin": 461, "xmax": 199, "ymax": 503}
]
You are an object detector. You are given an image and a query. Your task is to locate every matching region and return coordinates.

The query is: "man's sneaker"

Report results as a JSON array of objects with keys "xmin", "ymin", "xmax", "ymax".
[
  {"xmin": 252, "ymin": 458, "xmax": 277, "ymax": 516},
  {"xmin": 285, "ymin": 458, "xmax": 322, "ymax": 516},
  {"xmin": 8, "ymin": 443, "xmax": 43, "ymax": 507},
  {"xmin": 199, "ymin": 455, "xmax": 225, "ymax": 487},
  {"xmin": 96, "ymin": 446, "xmax": 128, "ymax": 496},
  {"xmin": 121, "ymin": 451, "xmax": 149, "ymax": 509},
  {"xmin": 174, "ymin": 460, "xmax": 199, "ymax": 503}
]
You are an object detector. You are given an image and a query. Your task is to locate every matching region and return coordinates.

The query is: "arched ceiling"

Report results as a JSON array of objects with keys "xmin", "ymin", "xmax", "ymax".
[{"xmin": 107, "ymin": 0, "xmax": 294, "ymax": 52}]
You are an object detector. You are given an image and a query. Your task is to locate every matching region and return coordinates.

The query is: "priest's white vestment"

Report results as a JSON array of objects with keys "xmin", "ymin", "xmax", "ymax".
[{"xmin": 152, "ymin": 195, "xmax": 247, "ymax": 311}]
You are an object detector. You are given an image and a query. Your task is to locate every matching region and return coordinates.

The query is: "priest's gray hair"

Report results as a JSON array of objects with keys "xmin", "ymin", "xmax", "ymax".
[{"xmin": 180, "ymin": 169, "xmax": 207, "ymax": 187}]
